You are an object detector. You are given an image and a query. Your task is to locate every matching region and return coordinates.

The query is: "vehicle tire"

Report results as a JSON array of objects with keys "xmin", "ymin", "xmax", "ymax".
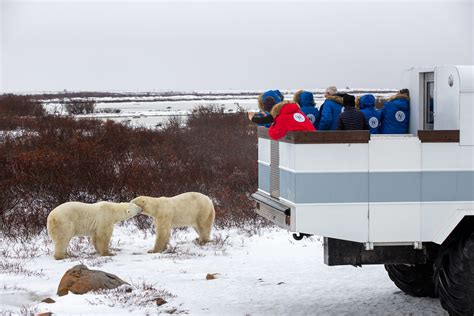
[
  {"xmin": 384, "ymin": 264, "xmax": 437, "ymax": 298},
  {"xmin": 434, "ymin": 231, "xmax": 474, "ymax": 316}
]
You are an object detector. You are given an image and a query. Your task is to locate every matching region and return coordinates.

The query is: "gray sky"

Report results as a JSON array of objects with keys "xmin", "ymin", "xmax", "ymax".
[{"xmin": 1, "ymin": 0, "xmax": 473, "ymax": 92}]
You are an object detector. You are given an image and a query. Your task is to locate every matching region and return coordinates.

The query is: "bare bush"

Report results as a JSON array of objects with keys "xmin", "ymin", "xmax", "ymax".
[
  {"xmin": 95, "ymin": 108, "xmax": 121, "ymax": 114},
  {"xmin": 0, "ymin": 94, "xmax": 45, "ymax": 117},
  {"xmin": 0, "ymin": 106, "xmax": 260, "ymax": 239},
  {"xmin": 65, "ymin": 98, "xmax": 96, "ymax": 115},
  {"xmin": 0, "ymin": 259, "xmax": 45, "ymax": 277}
]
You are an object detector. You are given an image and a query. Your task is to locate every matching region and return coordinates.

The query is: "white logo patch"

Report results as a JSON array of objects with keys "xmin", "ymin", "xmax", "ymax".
[
  {"xmin": 306, "ymin": 114, "xmax": 316, "ymax": 124},
  {"xmin": 293, "ymin": 113, "xmax": 306, "ymax": 123},
  {"xmin": 368, "ymin": 117, "xmax": 379, "ymax": 128},
  {"xmin": 395, "ymin": 111, "xmax": 406, "ymax": 122}
]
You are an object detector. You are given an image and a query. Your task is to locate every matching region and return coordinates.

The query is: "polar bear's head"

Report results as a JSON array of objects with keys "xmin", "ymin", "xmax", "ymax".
[
  {"xmin": 126, "ymin": 202, "xmax": 143, "ymax": 217},
  {"xmin": 131, "ymin": 196, "xmax": 147, "ymax": 208},
  {"xmin": 130, "ymin": 196, "xmax": 159, "ymax": 216}
]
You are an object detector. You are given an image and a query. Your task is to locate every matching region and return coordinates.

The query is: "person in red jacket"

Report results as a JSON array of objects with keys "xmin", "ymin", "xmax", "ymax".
[{"xmin": 268, "ymin": 101, "xmax": 316, "ymax": 140}]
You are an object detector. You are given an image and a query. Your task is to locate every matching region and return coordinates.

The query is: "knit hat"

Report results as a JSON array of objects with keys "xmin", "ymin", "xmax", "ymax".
[
  {"xmin": 399, "ymin": 88, "xmax": 410, "ymax": 96},
  {"xmin": 343, "ymin": 94, "xmax": 356, "ymax": 107},
  {"xmin": 325, "ymin": 86, "xmax": 338, "ymax": 96}
]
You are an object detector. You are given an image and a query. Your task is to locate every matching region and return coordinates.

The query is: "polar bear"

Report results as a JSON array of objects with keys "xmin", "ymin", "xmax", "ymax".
[
  {"xmin": 47, "ymin": 201, "xmax": 142, "ymax": 260},
  {"xmin": 131, "ymin": 192, "xmax": 215, "ymax": 253}
]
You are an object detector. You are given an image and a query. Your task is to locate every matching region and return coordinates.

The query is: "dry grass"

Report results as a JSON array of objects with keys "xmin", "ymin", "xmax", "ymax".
[{"xmin": 86, "ymin": 280, "xmax": 178, "ymax": 310}]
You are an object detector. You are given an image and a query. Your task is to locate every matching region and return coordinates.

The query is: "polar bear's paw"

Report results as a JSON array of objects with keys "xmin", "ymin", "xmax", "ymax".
[
  {"xmin": 147, "ymin": 249, "xmax": 160, "ymax": 254},
  {"xmin": 195, "ymin": 238, "xmax": 211, "ymax": 246}
]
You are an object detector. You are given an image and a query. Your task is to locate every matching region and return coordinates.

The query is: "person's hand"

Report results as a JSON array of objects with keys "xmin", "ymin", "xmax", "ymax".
[{"xmin": 247, "ymin": 112, "xmax": 256, "ymax": 120}]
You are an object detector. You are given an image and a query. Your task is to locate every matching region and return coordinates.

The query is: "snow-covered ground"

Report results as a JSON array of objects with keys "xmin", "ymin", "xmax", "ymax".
[{"xmin": 1, "ymin": 225, "xmax": 446, "ymax": 315}]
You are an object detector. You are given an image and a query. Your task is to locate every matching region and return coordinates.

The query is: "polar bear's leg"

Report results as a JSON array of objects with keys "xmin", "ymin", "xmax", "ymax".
[
  {"xmin": 91, "ymin": 235, "xmax": 99, "ymax": 253},
  {"xmin": 53, "ymin": 237, "xmax": 70, "ymax": 260},
  {"xmin": 196, "ymin": 211, "xmax": 214, "ymax": 244},
  {"xmin": 95, "ymin": 225, "xmax": 113, "ymax": 256},
  {"xmin": 196, "ymin": 223, "xmax": 212, "ymax": 244},
  {"xmin": 149, "ymin": 219, "xmax": 171, "ymax": 253}
]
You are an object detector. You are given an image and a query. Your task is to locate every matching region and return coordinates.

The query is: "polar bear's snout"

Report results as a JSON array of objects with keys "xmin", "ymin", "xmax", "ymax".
[{"xmin": 128, "ymin": 203, "xmax": 143, "ymax": 216}]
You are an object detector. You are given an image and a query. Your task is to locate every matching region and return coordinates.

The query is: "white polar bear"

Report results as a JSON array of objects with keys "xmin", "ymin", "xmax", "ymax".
[
  {"xmin": 131, "ymin": 192, "xmax": 215, "ymax": 253},
  {"xmin": 47, "ymin": 201, "xmax": 142, "ymax": 260}
]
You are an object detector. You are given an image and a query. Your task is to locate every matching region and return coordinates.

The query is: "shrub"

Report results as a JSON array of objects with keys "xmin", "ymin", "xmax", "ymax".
[
  {"xmin": 65, "ymin": 99, "xmax": 96, "ymax": 115},
  {"xmin": 0, "ymin": 106, "xmax": 260, "ymax": 238},
  {"xmin": 0, "ymin": 94, "xmax": 45, "ymax": 117}
]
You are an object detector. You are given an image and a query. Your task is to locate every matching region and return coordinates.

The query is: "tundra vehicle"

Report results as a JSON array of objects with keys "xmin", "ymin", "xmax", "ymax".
[{"xmin": 252, "ymin": 65, "xmax": 474, "ymax": 315}]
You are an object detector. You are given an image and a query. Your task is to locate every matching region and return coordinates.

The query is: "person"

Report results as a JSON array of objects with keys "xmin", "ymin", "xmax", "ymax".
[
  {"xmin": 380, "ymin": 89, "xmax": 410, "ymax": 134},
  {"xmin": 358, "ymin": 94, "xmax": 381, "ymax": 134},
  {"xmin": 293, "ymin": 90, "xmax": 319, "ymax": 128},
  {"xmin": 248, "ymin": 90, "xmax": 283, "ymax": 126},
  {"xmin": 316, "ymin": 86, "xmax": 344, "ymax": 130},
  {"xmin": 268, "ymin": 101, "xmax": 316, "ymax": 140},
  {"xmin": 337, "ymin": 94, "xmax": 368, "ymax": 130}
]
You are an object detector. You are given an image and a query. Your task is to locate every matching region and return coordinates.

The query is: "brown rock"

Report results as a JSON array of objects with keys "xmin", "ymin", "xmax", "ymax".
[
  {"xmin": 41, "ymin": 297, "xmax": 56, "ymax": 303},
  {"xmin": 206, "ymin": 273, "xmax": 220, "ymax": 280},
  {"xmin": 57, "ymin": 264, "xmax": 128, "ymax": 296},
  {"xmin": 36, "ymin": 313, "xmax": 53, "ymax": 316},
  {"xmin": 155, "ymin": 297, "xmax": 167, "ymax": 306}
]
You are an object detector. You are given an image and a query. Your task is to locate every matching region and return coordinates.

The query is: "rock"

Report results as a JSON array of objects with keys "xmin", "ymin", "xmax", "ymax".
[
  {"xmin": 57, "ymin": 264, "xmax": 128, "ymax": 296},
  {"xmin": 206, "ymin": 273, "xmax": 219, "ymax": 280},
  {"xmin": 36, "ymin": 313, "xmax": 53, "ymax": 316},
  {"xmin": 41, "ymin": 297, "xmax": 56, "ymax": 303},
  {"xmin": 155, "ymin": 297, "xmax": 167, "ymax": 306}
]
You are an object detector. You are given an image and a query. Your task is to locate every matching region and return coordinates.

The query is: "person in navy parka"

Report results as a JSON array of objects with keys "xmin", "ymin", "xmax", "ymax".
[
  {"xmin": 293, "ymin": 90, "xmax": 319, "ymax": 128},
  {"xmin": 380, "ymin": 89, "xmax": 410, "ymax": 134},
  {"xmin": 358, "ymin": 94, "xmax": 381, "ymax": 134},
  {"xmin": 316, "ymin": 86, "xmax": 344, "ymax": 130}
]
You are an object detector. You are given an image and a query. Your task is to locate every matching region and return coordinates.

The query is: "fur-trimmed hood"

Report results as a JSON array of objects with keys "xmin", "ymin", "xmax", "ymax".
[
  {"xmin": 386, "ymin": 93, "xmax": 410, "ymax": 103},
  {"xmin": 258, "ymin": 90, "xmax": 283, "ymax": 112},
  {"xmin": 270, "ymin": 101, "xmax": 298, "ymax": 118},
  {"xmin": 325, "ymin": 95, "xmax": 344, "ymax": 105},
  {"xmin": 293, "ymin": 90, "xmax": 304, "ymax": 104},
  {"xmin": 258, "ymin": 93, "xmax": 264, "ymax": 111},
  {"xmin": 294, "ymin": 90, "xmax": 315, "ymax": 108}
]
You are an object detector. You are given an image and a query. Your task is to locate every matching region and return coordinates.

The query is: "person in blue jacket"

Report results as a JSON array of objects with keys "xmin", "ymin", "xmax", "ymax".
[
  {"xmin": 358, "ymin": 94, "xmax": 381, "ymax": 134},
  {"xmin": 293, "ymin": 90, "xmax": 319, "ymax": 128},
  {"xmin": 249, "ymin": 90, "xmax": 283, "ymax": 126},
  {"xmin": 316, "ymin": 86, "xmax": 344, "ymax": 130},
  {"xmin": 380, "ymin": 89, "xmax": 410, "ymax": 134}
]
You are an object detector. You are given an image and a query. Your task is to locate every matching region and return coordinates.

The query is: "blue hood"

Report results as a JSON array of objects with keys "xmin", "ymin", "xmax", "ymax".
[
  {"xmin": 390, "ymin": 97, "xmax": 410, "ymax": 111},
  {"xmin": 359, "ymin": 94, "xmax": 376, "ymax": 110},
  {"xmin": 299, "ymin": 91, "xmax": 315, "ymax": 108},
  {"xmin": 262, "ymin": 90, "xmax": 283, "ymax": 103},
  {"xmin": 259, "ymin": 90, "xmax": 283, "ymax": 112}
]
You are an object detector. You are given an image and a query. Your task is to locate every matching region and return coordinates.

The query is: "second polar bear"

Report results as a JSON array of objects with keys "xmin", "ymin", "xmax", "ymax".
[
  {"xmin": 47, "ymin": 201, "xmax": 142, "ymax": 260},
  {"xmin": 131, "ymin": 192, "xmax": 215, "ymax": 253}
]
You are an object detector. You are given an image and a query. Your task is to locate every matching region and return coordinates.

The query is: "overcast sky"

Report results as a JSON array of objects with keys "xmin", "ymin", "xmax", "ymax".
[{"xmin": 0, "ymin": 0, "xmax": 473, "ymax": 92}]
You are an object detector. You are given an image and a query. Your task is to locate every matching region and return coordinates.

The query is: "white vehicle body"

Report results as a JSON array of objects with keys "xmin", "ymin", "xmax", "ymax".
[{"xmin": 254, "ymin": 65, "xmax": 474, "ymax": 251}]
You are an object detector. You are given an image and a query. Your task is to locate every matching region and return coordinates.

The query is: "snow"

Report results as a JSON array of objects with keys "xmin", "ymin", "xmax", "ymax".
[{"xmin": 0, "ymin": 225, "xmax": 447, "ymax": 315}]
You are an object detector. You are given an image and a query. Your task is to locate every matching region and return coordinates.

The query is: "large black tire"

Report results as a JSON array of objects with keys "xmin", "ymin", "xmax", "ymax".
[
  {"xmin": 385, "ymin": 264, "xmax": 437, "ymax": 298},
  {"xmin": 434, "ymin": 232, "xmax": 474, "ymax": 315}
]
